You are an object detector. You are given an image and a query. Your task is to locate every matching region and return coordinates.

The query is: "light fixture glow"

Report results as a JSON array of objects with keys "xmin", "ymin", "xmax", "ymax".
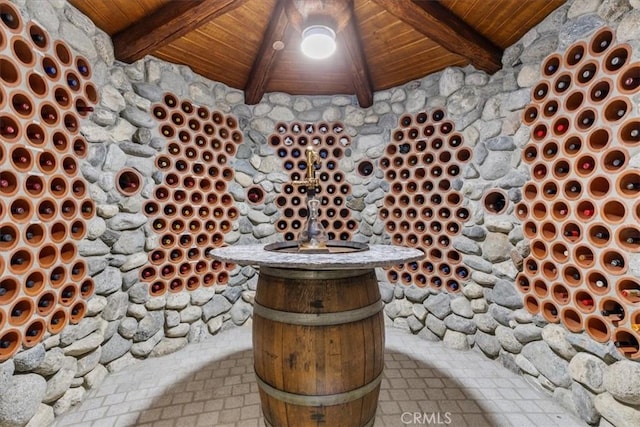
[{"xmin": 301, "ymin": 25, "xmax": 336, "ymax": 59}]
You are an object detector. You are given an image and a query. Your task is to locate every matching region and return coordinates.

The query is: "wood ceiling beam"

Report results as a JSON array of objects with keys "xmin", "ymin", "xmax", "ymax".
[
  {"xmin": 340, "ymin": 4, "xmax": 374, "ymax": 108},
  {"xmin": 113, "ymin": 0, "xmax": 248, "ymax": 63},
  {"xmin": 371, "ymin": 0, "xmax": 503, "ymax": 73},
  {"xmin": 244, "ymin": 0, "xmax": 290, "ymax": 104}
]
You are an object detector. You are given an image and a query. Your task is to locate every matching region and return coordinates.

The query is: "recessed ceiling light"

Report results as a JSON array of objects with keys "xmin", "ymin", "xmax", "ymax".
[{"xmin": 301, "ymin": 25, "xmax": 336, "ymax": 60}]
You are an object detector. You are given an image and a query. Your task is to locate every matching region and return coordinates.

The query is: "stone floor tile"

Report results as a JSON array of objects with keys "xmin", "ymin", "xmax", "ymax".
[{"xmin": 51, "ymin": 326, "xmax": 587, "ymax": 427}]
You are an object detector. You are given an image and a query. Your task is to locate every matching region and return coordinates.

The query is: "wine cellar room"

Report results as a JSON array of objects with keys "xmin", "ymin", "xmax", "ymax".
[{"xmin": 0, "ymin": 0, "xmax": 639, "ymax": 426}]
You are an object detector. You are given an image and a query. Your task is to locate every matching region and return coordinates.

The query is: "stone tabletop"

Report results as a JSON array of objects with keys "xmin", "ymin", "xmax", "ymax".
[{"xmin": 209, "ymin": 244, "xmax": 425, "ymax": 270}]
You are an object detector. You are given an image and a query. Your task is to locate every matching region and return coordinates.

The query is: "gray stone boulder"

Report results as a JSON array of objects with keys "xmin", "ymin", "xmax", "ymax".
[
  {"xmin": 475, "ymin": 331, "xmax": 501, "ymax": 358},
  {"xmin": 571, "ymin": 382, "xmax": 600, "ymax": 425},
  {"xmin": 450, "ymin": 297, "xmax": 473, "ymax": 318},
  {"xmin": 230, "ymin": 299, "xmax": 253, "ymax": 325},
  {"xmin": 25, "ymin": 404, "xmax": 54, "ymax": 427},
  {"xmin": 0, "ymin": 360, "xmax": 13, "ymax": 392},
  {"xmin": 482, "ymin": 233, "xmax": 513, "ymax": 263},
  {"xmin": 99, "ymin": 333, "xmax": 132, "ymax": 364},
  {"xmin": 594, "ymin": 392, "xmax": 640, "ymax": 427},
  {"xmin": 43, "ymin": 357, "xmax": 77, "ymax": 403},
  {"xmin": 443, "ymin": 330, "xmax": 469, "ymax": 351},
  {"xmin": 13, "ymin": 345, "xmax": 46, "ymax": 372},
  {"xmin": 541, "ymin": 324, "xmax": 577, "ymax": 360},
  {"xmin": 495, "ymin": 325, "xmax": 523, "ymax": 353},
  {"xmin": 102, "ymin": 291, "xmax": 129, "ymax": 321},
  {"xmin": 403, "ymin": 285, "xmax": 430, "ymax": 303},
  {"xmin": 423, "ymin": 293, "xmax": 451, "ymax": 319},
  {"xmin": 52, "ymin": 386, "xmax": 86, "ymax": 416},
  {"xmin": 474, "ymin": 312, "xmax": 499, "ymax": 333},
  {"xmin": 425, "ymin": 314, "xmax": 446, "ymax": 337},
  {"xmin": 444, "ymin": 314, "xmax": 477, "ymax": 335},
  {"xmin": 93, "ymin": 266, "xmax": 123, "ymax": 296},
  {"xmin": 202, "ymin": 295, "xmax": 233, "ymax": 321},
  {"xmin": 75, "ymin": 348, "xmax": 102, "ymax": 377},
  {"xmin": 63, "ymin": 332, "xmax": 103, "ymax": 357},
  {"xmin": 150, "ymin": 337, "xmax": 188, "ymax": 357},
  {"xmin": 133, "ymin": 312, "xmax": 164, "ymax": 342},
  {"xmin": 521, "ymin": 341, "xmax": 572, "ymax": 388},
  {"xmin": 33, "ymin": 348, "xmax": 65, "ymax": 376},
  {"xmin": 0, "ymin": 374, "xmax": 47, "ymax": 427},
  {"xmin": 512, "ymin": 324, "xmax": 542, "ymax": 344},
  {"xmin": 479, "ymin": 151, "xmax": 512, "ymax": 180},
  {"xmin": 568, "ymin": 352, "xmax": 606, "ymax": 393},
  {"xmin": 603, "ymin": 361, "xmax": 640, "ymax": 405},
  {"xmin": 484, "ymin": 279, "xmax": 523, "ymax": 309}
]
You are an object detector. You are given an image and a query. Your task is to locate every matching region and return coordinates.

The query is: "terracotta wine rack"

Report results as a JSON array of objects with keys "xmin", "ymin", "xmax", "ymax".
[
  {"xmin": 380, "ymin": 109, "xmax": 472, "ymax": 292},
  {"xmin": 268, "ymin": 122, "xmax": 358, "ymax": 241},
  {"xmin": 0, "ymin": 0, "xmax": 96, "ymax": 361},
  {"xmin": 517, "ymin": 27, "xmax": 640, "ymax": 359},
  {"xmin": 142, "ymin": 93, "xmax": 241, "ymax": 296}
]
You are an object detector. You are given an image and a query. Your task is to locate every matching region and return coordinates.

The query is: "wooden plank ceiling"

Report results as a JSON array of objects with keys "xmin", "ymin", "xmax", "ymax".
[{"xmin": 69, "ymin": 0, "xmax": 565, "ymax": 107}]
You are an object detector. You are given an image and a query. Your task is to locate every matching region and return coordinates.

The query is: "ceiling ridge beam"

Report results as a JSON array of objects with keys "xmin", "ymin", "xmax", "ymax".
[
  {"xmin": 113, "ymin": 0, "xmax": 249, "ymax": 63},
  {"xmin": 372, "ymin": 0, "xmax": 502, "ymax": 73},
  {"xmin": 244, "ymin": 0, "xmax": 290, "ymax": 105},
  {"xmin": 340, "ymin": 2, "xmax": 374, "ymax": 108}
]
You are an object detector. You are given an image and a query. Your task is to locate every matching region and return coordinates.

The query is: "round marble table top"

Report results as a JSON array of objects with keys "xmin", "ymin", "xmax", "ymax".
[{"xmin": 209, "ymin": 244, "xmax": 424, "ymax": 270}]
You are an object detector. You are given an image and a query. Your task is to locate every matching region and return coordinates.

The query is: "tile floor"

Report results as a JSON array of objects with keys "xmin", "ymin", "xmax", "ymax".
[{"xmin": 52, "ymin": 325, "xmax": 587, "ymax": 427}]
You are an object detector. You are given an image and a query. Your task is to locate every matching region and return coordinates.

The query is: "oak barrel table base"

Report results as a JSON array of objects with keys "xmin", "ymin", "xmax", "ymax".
[{"xmin": 253, "ymin": 267, "xmax": 384, "ymax": 427}]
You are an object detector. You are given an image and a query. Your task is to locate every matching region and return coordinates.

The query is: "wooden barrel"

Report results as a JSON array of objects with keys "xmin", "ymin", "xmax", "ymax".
[{"xmin": 253, "ymin": 267, "xmax": 384, "ymax": 427}]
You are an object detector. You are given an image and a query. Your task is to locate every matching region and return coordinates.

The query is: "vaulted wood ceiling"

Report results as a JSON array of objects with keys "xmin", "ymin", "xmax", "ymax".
[{"xmin": 69, "ymin": 0, "xmax": 565, "ymax": 107}]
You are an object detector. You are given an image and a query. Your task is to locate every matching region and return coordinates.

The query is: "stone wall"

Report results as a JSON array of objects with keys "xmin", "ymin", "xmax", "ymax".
[{"xmin": 0, "ymin": 0, "xmax": 639, "ymax": 426}]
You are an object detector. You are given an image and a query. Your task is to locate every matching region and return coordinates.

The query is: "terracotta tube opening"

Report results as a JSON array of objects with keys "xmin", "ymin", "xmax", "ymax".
[
  {"xmin": 613, "ymin": 329, "xmax": 639, "ymax": 359},
  {"xmin": 574, "ymin": 290, "xmax": 595, "ymax": 313},
  {"xmin": 11, "ymin": 91, "xmax": 34, "ymax": 118},
  {"xmin": 524, "ymin": 295, "xmax": 540, "ymax": 315},
  {"xmin": 617, "ymin": 171, "xmax": 640, "ymax": 197},
  {"xmin": 601, "ymin": 250, "xmax": 627, "ymax": 275},
  {"xmin": 515, "ymin": 202, "xmax": 528, "ymax": 221},
  {"xmin": 523, "ymin": 220, "xmax": 538, "ymax": 239},
  {"xmin": 9, "ymin": 297, "xmax": 34, "ymax": 326},
  {"xmin": 80, "ymin": 278, "xmax": 94, "ymax": 299},
  {"xmin": 564, "ymin": 91, "xmax": 584, "ymax": 112},
  {"xmin": 589, "ymin": 28, "xmax": 613, "ymax": 56},
  {"xmin": 588, "ymin": 176, "xmax": 610, "ymax": 199},
  {"xmin": 561, "ymin": 307, "xmax": 584, "ymax": 333},
  {"xmin": 562, "ymin": 265, "xmax": 582, "ymax": 287},
  {"xmin": 550, "ymin": 242, "xmax": 569, "ymax": 263},
  {"xmin": 60, "ymin": 283, "xmax": 78, "ymax": 306},
  {"xmin": 587, "ymin": 223, "xmax": 611, "ymax": 247},
  {"xmin": 23, "ymin": 319, "xmax": 46, "ymax": 347},
  {"xmin": 0, "ymin": 57, "xmax": 20, "ymax": 86},
  {"xmin": 531, "ymin": 202, "xmax": 547, "ymax": 220},
  {"xmin": 48, "ymin": 309, "xmax": 68, "ymax": 334},
  {"xmin": 551, "ymin": 283, "xmax": 570, "ymax": 305},
  {"xmin": 25, "ymin": 223, "xmax": 45, "ymax": 246},
  {"xmin": 0, "ymin": 277, "xmax": 19, "ymax": 305},
  {"xmin": 36, "ymin": 291, "xmax": 56, "ymax": 316},
  {"xmin": 541, "ymin": 301, "xmax": 559, "ymax": 323},
  {"xmin": 617, "ymin": 277, "xmax": 640, "ymax": 304},
  {"xmin": 551, "ymin": 201, "xmax": 569, "ymax": 221},
  {"xmin": 602, "ymin": 199, "xmax": 626, "ymax": 224},
  {"xmin": 587, "ymin": 271, "xmax": 609, "ymax": 295},
  {"xmin": 619, "ymin": 63, "xmax": 640, "ymax": 93},
  {"xmin": 563, "ymin": 180, "xmax": 582, "ymax": 200},
  {"xmin": 576, "ymin": 61, "xmax": 598, "ymax": 85},
  {"xmin": 617, "ymin": 227, "xmax": 640, "ymax": 252},
  {"xmin": 619, "ymin": 120, "xmax": 639, "ymax": 146},
  {"xmin": 574, "ymin": 245, "xmax": 595, "ymax": 268},
  {"xmin": 0, "ymin": 329, "xmax": 21, "ymax": 362},
  {"xmin": 604, "ymin": 45, "xmax": 630, "ymax": 73},
  {"xmin": 602, "ymin": 149, "xmax": 627, "ymax": 173},
  {"xmin": 38, "ymin": 244, "xmax": 58, "ymax": 268},
  {"xmin": 69, "ymin": 300, "xmax": 86, "ymax": 324}
]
